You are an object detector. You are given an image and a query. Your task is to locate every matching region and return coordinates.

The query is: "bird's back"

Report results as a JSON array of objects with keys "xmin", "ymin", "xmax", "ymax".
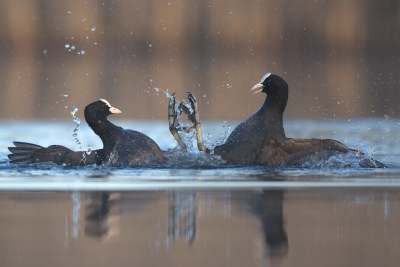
[
  {"xmin": 104, "ymin": 128, "xmax": 166, "ymax": 166},
  {"xmin": 214, "ymin": 109, "xmax": 268, "ymax": 165}
]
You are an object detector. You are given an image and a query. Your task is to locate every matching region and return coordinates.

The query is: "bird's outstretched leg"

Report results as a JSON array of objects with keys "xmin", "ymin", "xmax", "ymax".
[
  {"xmin": 187, "ymin": 92, "xmax": 210, "ymax": 153},
  {"xmin": 168, "ymin": 93, "xmax": 187, "ymax": 149},
  {"xmin": 168, "ymin": 92, "xmax": 211, "ymax": 153}
]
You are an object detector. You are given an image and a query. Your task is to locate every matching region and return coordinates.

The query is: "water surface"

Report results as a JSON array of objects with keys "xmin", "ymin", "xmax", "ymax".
[{"xmin": 0, "ymin": 119, "xmax": 399, "ymax": 267}]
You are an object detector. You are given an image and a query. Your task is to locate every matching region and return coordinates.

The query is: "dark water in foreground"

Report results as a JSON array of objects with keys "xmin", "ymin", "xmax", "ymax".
[
  {"xmin": 1, "ymin": 189, "xmax": 399, "ymax": 267},
  {"xmin": 0, "ymin": 119, "xmax": 400, "ymax": 266}
]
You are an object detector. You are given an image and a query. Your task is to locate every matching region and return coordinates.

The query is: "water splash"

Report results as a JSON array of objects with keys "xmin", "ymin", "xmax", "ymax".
[
  {"xmin": 71, "ymin": 105, "xmax": 81, "ymax": 147},
  {"xmin": 70, "ymin": 105, "xmax": 86, "ymax": 163},
  {"xmin": 86, "ymin": 145, "xmax": 92, "ymax": 155},
  {"xmin": 164, "ymin": 147, "xmax": 226, "ymax": 168},
  {"xmin": 104, "ymin": 147, "xmax": 119, "ymax": 167},
  {"xmin": 298, "ymin": 146, "xmax": 385, "ymax": 169},
  {"xmin": 164, "ymin": 90, "xmax": 171, "ymax": 98},
  {"xmin": 203, "ymin": 133, "xmax": 212, "ymax": 149},
  {"xmin": 213, "ymin": 124, "xmax": 231, "ymax": 148}
]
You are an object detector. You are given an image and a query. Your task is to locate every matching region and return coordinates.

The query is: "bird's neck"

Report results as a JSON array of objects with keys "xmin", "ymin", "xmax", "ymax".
[
  {"xmin": 264, "ymin": 92, "xmax": 288, "ymax": 115},
  {"xmin": 86, "ymin": 117, "xmax": 119, "ymax": 146},
  {"xmin": 260, "ymin": 93, "xmax": 288, "ymax": 142}
]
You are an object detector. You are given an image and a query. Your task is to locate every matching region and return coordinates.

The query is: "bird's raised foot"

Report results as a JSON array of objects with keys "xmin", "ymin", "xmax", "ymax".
[
  {"xmin": 186, "ymin": 92, "xmax": 210, "ymax": 153},
  {"xmin": 187, "ymin": 92, "xmax": 198, "ymax": 116},
  {"xmin": 180, "ymin": 100, "xmax": 196, "ymax": 124},
  {"xmin": 168, "ymin": 93, "xmax": 187, "ymax": 149},
  {"xmin": 167, "ymin": 92, "xmax": 210, "ymax": 153}
]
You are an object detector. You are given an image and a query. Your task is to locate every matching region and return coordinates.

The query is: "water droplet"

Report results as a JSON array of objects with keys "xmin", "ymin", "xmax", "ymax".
[
  {"xmin": 70, "ymin": 105, "xmax": 78, "ymax": 116},
  {"xmin": 80, "ymin": 50, "xmax": 85, "ymax": 55},
  {"xmin": 63, "ymin": 93, "xmax": 68, "ymax": 97},
  {"xmin": 71, "ymin": 45, "xmax": 75, "ymax": 50},
  {"xmin": 91, "ymin": 27, "xmax": 96, "ymax": 31},
  {"xmin": 43, "ymin": 50, "xmax": 48, "ymax": 54},
  {"xmin": 154, "ymin": 87, "xmax": 159, "ymax": 92},
  {"xmin": 65, "ymin": 44, "xmax": 70, "ymax": 48},
  {"xmin": 65, "ymin": 105, "xmax": 68, "ymax": 109},
  {"xmin": 73, "ymin": 117, "xmax": 81, "ymax": 124},
  {"xmin": 86, "ymin": 145, "xmax": 92, "ymax": 155},
  {"xmin": 67, "ymin": 10, "xmax": 72, "ymax": 14},
  {"xmin": 149, "ymin": 44, "xmax": 152, "ymax": 47}
]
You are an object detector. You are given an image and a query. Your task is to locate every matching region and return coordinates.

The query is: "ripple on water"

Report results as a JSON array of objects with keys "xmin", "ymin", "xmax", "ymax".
[{"xmin": 0, "ymin": 119, "xmax": 399, "ymax": 183}]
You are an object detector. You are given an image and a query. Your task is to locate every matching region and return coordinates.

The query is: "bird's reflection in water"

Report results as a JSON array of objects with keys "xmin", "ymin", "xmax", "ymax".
[
  {"xmin": 82, "ymin": 189, "xmax": 288, "ymax": 262},
  {"xmin": 232, "ymin": 189, "xmax": 288, "ymax": 260},
  {"xmin": 84, "ymin": 191, "xmax": 121, "ymax": 241},
  {"xmin": 257, "ymin": 190, "xmax": 288, "ymax": 258},
  {"xmin": 168, "ymin": 191, "xmax": 197, "ymax": 244}
]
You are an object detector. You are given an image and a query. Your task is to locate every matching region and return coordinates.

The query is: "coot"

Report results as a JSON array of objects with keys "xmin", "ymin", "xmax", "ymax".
[
  {"xmin": 8, "ymin": 99, "xmax": 166, "ymax": 166},
  {"xmin": 173, "ymin": 73, "xmax": 384, "ymax": 167}
]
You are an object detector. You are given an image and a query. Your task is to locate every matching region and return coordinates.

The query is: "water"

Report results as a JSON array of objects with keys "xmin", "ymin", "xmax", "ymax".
[{"xmin": 0, "ymin": 119, "xmax": 400, "ymax": 266}]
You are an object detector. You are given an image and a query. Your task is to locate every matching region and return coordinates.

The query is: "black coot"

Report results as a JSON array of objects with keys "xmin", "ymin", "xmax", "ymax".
[
  {"xmin": 8, "ymin": 99, "xmax": 166, "ymax": 166},
  {"xmin": 213, "ymin": 73, "xmax": 288, "ymax": 164},
  {"xmin": 180, "ymin": 73, "xmax": 384, "ymax": 167}
]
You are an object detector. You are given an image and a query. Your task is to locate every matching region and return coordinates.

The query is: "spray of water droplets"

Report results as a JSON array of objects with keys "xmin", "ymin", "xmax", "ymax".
[
  {"xmin": 65, "ymin": 43, "xmax": 85, "ymax": 55},
  {"xmin": 213, "ymin": 124, "xmax": 231, "ymax": 147},
  {"xmin": 86, "ymin": 145, "xmax": 92, "ymax": 155},
  {"xmin": 70, "ymin": 105, "xmax": 87, "ymax": 163},
  {"xmin": 70, "ymin": 105, "xmax": 81, "ymax": 147}
]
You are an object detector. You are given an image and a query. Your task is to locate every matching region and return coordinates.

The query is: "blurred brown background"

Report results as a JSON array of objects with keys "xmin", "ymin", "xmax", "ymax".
[{"xmin": 0, "ymin": 0, "xmax": 399, "ymax": 121}]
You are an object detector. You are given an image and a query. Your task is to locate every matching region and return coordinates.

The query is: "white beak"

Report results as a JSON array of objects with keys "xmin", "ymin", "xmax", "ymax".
[
  {"xmin": 100, "ymin": 98, "xmax": 122, "ymax": 114},
  {"xmin": 251, "ymin": 83, "xmax": 264, "ymax": 94},
  {"xmin": 109, "ymin": 107, "xmax": 122, "ymax": 114}
]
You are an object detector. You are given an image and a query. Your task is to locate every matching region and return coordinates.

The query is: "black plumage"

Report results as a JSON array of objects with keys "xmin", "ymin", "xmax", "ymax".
[
  {"xmin": 8, "ymin": 99, "xmax": 165, "ymax": 166},
  {"xmin": 213, "ymin": 73, "xmax": 384, "ymax": 167}
]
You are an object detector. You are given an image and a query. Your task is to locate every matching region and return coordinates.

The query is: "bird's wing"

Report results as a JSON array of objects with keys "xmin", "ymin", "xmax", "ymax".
[
  {"xmin": 257, "ymin": 138, "xmax": 349, "ymax": 167},
  {"xmin": 8, "ymin": 142, "xmax": 103, "ymax": 165}
]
